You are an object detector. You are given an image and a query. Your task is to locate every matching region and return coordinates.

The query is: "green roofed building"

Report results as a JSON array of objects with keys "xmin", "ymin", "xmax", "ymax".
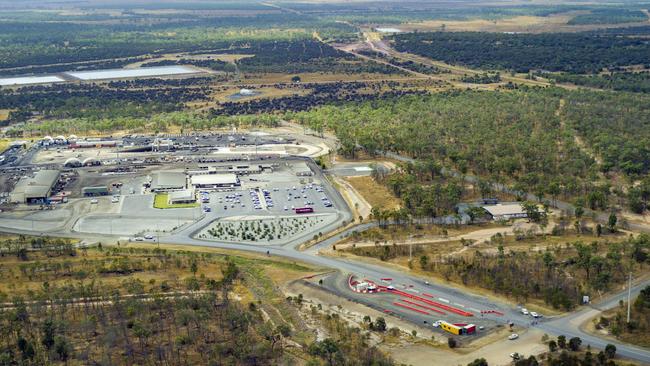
[{"xmin": 82, "ymin": 186, "xmax": 110, "ymax": 197}]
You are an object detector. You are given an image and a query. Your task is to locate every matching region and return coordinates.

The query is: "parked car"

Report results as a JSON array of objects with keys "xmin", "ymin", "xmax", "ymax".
[
  {"xmin": 521, "ymin": 308, "xmax": 529, "ymax": 315},
  {"xmin": 508, "ymin": 333, "xmax": 519, "ymax": 340}
]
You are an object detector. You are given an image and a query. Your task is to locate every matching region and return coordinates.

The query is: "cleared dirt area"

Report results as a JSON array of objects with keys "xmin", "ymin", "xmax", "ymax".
[
  {"xmin": 210, "ymin": 85, "xmax": 307, "ymax": 103},
  {"xmin": 0, "ymin": 109, "xmax": 10, "ymax": 122},
  {"xmin": 340, "ymin": 222, "xmax": 502, "ymax": 245},
  {"xmin": 335, "ymin": 224, "xmax": 529, "ymax": 252},
  {"xmin": 345, "ymin": 176, "xmax": 401, "ymax": 211},
  {"xmin": 389, "ymin": 327, "xmax": 546, "ymax": 366}
]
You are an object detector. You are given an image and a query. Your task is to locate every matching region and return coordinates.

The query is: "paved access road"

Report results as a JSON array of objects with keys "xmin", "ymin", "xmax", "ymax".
[
  {"xmin": 2, "ymin": 152, "xmax": 649, "ymax": 362},
  {"xmin": 164, "ymin": 222, "xmax": 650, "ymax": 363},
  {"xmin": 4, "ymin": 209, "xmax": 650, "ymax": 364}
]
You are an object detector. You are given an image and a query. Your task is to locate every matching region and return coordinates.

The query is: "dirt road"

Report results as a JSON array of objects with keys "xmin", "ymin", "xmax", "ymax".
[{"xmin": 334, "ymin": 222, "xmax": 547, "ymax": 251}]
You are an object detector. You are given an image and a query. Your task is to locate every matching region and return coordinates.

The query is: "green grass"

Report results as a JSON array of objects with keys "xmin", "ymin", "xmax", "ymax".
[{"xmin": 153, "ymin": 193, "xmax": 199, "ymax": 209}]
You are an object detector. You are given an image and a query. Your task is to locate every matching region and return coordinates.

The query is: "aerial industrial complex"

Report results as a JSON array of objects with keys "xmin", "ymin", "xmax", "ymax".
[
  {"xmin": 0, "ymin": 128, "xmax": 530, "ymax": 346},
  {"xmin": 0, "ymin": 131, "xmax": 344, "ymax": 241},
  {"xmin": 0, "ymin": 129, "xmax": 647, "ymax": 364}
]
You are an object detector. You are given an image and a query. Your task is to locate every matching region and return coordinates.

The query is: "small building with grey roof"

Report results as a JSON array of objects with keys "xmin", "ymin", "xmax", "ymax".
[
  {"xmin": 168, "ymin": 189, "xmax": 196, "ymax": 205},
  {"xmin": 482, "ymin": 203, "xmax": 529, "ymax": 221}
]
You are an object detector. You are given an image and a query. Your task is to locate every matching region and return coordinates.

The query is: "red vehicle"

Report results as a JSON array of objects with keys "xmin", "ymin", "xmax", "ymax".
[{"xmin": 294, "ymin": 207, "xmax": 314, "ymax": 214}]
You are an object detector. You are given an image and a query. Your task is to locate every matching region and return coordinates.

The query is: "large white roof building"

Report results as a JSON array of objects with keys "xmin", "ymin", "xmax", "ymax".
[{"xmin": 190, "ymin": 173, "xmax": 239, "ymax": 189}]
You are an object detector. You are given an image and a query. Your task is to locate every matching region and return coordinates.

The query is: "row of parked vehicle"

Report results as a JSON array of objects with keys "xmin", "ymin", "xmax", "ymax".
[{"xmin": 520, "ymin": 308, "xmax": 542, "ymax": 318}]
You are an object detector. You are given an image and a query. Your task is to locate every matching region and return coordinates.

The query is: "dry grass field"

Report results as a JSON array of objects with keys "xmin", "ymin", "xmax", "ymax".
[
  {"xmin": 0, "ymin": 109, "xmax": 10, "ymax": 122},
  {"xmin": 400, "ymin": 12, "xmax": 650, "ymax": 34},
  {"xmin": 345, "ymin": 176, "xmax": 402, "ymax": 211},
  {"xmin": 209, "ymin": 85, "xmax": 307, "ymax": 103},
  {"xmin": 241, "ymin": 71, "xmax": 419, "ymax": 85},
  {"xmin": 0, "ymin": 238, "xmax": 319, "ymax": 300}
]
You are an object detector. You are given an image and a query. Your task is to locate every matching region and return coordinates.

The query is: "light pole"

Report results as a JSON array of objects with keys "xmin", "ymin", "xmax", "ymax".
[{"xmin": 627, "ymin": 272, "xmax": 632, "ymax": 323}]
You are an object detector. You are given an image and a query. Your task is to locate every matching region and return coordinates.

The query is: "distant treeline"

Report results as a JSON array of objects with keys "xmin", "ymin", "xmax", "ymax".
[
  {"xmin": 568, "ymin": 8, "xmax": 648, "ymax": 25},
  {"xmin": 0, "ymin": 83, "xmax": 211, "ymax": 123},
  {"xmin": 391, "ymin": 31, "xmax": 650, "ymax": 73},
  {"xmin": 0, "ymin": 15, "xmax": 356, "ymax": 69},
  {"xmin": 0, "ymin": 57, "xmax": 148, "ymax": 77}
]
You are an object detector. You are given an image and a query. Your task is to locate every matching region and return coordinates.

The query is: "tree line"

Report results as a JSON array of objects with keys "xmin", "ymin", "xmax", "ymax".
[{"xmin": 390, "ymin": 31, "xmax": 650, "ymax": 73}]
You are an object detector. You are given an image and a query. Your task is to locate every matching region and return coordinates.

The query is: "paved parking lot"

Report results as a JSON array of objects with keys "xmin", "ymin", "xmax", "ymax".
[
  {"xmin": 0, "ymin": 157, "xmax": 350, "ymax": 243},
  {"xmin": 202, "ymin": 182, "xmax": 337, "ymax": 216}
]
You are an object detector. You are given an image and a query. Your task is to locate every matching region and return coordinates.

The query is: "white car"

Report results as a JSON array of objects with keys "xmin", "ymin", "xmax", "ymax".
[
  {"xmin": 530, "ymin": 312, "xmax": 540, "ymax": 318},
  {"xmin": 90, "ymin": 199, "xmax": 99, "ymax": 204},
  {"xmin": 144, "ymin": 234, "xmax": 154, "ymax": 240},
  {"xmin": 510, "ymin": 353, "xmax": 521, "ymax": 360},
  {"xmin": 508, "ymin": 333, "xmax": 519, "ymax": 340},
  {"xmin": 432, "ymin": 320, "xmax": 442, "ymax": 328},
  {"xmin": 111, "ymin": 196, "xmax": 120, "ymax": 203},
  {"xmin": 134, "ymin": 237, "xmax": 144, "ymax": 242},
  {"xmin": 521, "ymin": 308, "xmax": 529, "ymax": 315}
]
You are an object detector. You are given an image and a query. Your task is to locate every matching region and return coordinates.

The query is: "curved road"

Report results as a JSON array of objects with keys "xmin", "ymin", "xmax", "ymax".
[
  {"xmin": 5, "ymin": 208, "xmax": 648, "ymax": 362},
  {"xmin": 1, "ymin": 157, "xmax": 649, "ymax": 362}
]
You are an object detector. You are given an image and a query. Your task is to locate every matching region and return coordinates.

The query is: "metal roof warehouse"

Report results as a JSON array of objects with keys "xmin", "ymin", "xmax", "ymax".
[
  {"xmin": 10, "ymin": 170, "xmax": 60, "ymax": 204},
  {"xmin": 482, "ymin": 203, "xmax": 528, "ymax": 221},
  {"xmin": 151, "ymin": 171, "xmax": 187, "ymax": 192},
  {"xmin": 190, "ymin": 173, "xmax": 239, "ymax": 189}
]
